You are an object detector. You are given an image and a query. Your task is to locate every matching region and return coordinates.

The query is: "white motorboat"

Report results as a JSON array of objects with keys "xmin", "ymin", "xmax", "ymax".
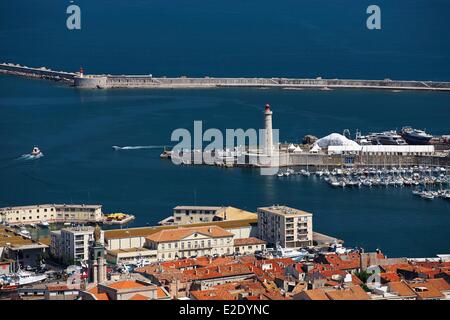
[
  {"xmin": 0, "ymin": 270, "xmax": 47, "ymax": 291},
  {"xmin": 16, "ymin": 270, "xmax": 47, "ymax": 286},
  {"xmin": 420, "ymin": 192, "xmax": 434, "ymax": 200},
  {"xmin": 30, "ymin": 146, "xmax": 42, "ymax": 156},
  {"xmin": 330, "ymin": 181, "xmax": 340, "ymax": 188},
  {"xmin": 19, "ymin": 228, "xmax": 31, "ymax": 238},
  {"xmin": 38, "ymin": 220, "xmax": 49, "ymax": 228},
  {"xmin": 268, "ymin": 244, "xmax": 308, "ymax": 260}
]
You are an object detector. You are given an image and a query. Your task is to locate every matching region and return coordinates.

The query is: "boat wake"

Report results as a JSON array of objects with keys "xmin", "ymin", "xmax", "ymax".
[
  {"xmin": 17, "ymin": 153, "xmax": 44, "ymax": 161},
  {"xmin": 112, "ymin": 145, "xmax": 164, "ymax": 150}
]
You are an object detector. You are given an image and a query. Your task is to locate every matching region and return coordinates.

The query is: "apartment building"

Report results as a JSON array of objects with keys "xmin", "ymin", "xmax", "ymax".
[
  {"xmin": 0, "ymin": 204, "xmax": 103, "ymax": 225},
  {"xmin": 234, "ymin": 237, "xmax": 267, "ymax": 255},
  {"xmin": 145, "ymin": 225, "xmax": 234, "ymax": 261},
  {"xmin": 257, "ymin": 205, "xmax": 313, "ymax": 249},
  {"xmin": 51, "ymin": 226, "xmax": 104, "ymax": 263},
  {"xmin": 172, "ymin": 206, "xmax": 224, "ymax": 224}
]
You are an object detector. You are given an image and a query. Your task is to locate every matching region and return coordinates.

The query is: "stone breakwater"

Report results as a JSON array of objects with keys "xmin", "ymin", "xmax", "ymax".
[{"xmin": 2, "ymin": 62, "xmax": 450, "ymax": 91}]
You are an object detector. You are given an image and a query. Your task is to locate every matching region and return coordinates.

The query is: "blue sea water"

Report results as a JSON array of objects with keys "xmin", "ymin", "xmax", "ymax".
[{"xmin": 0, "ymin": 1, "xmax": 449, "ymax": 257}]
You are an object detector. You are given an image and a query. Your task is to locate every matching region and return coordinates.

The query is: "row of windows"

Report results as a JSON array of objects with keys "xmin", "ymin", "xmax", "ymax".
[
  {"xmin": 4, "ymin": 207, "xmax": 97, "ymax": 214},
  {"xmin": 174, "ymin": 209, "xmax": 216, "ymax": 215},
  {"xmin": 160, "ymin": 238, "xmax": 231, "ymax": 250},
  {"xmin": 159, "ymin": 247, "xmax": 232, "ymax": 259}
]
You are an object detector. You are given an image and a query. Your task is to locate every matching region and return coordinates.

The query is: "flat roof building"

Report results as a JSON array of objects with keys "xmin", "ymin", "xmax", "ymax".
[
  {"xmin": 0, "ymin": 204, "xmax": 103, "ymax": 225},
  {"xmin": 257, "ymin": 205, "xmax": 313, "ymax": 249},
  {"xmin": 0, "ymin": 226, "xmax": 48, "ymax": 269},
  {"xmin": 168, "ymin": 205, "xmax": 257, "ymax": 225},
  {"xmin": 51, "ymin": 226, "xmax": 104, "ymax": 264}
]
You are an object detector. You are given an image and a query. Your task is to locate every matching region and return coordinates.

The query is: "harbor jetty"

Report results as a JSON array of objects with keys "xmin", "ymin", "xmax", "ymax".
[
  {"xmin": 162, "ymin": 104, "xmax": 450, "ymax": 170},
  {"xmin": 2, "ymin": 62, "xmax": 450, "ymax": 91}
]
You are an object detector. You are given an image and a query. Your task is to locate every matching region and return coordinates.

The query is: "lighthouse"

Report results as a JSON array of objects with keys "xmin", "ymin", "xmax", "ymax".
[{"xmin": 264, "ymin": 103, "xmax": 273, "ymax": 155}]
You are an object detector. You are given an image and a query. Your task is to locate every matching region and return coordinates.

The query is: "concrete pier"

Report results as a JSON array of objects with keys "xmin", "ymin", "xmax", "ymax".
[{"xmin": 2, "ymin": 62, "xmax": 450, "ymax": 91}]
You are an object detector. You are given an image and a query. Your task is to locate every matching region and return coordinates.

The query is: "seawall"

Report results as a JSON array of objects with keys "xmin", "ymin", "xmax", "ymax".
[{"xmin": 2, "ymin": 62, "xmax": 450, "ymax": 91}]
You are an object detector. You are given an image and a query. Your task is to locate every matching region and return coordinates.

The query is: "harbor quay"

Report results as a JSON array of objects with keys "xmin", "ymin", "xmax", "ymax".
[
  {"xmin": 165, "ymin": 146, "xmax": 450, "ymax": 169},
  {"xmin": 2, "ymin": 62, "xmax": 450, "ymax": 91},
  {"xmin": 1, "ymin": 203, "xmax": 449, "ymax": 301},
  {"xmin": 162, "ymin": 103, "xmax": 450, "ymax": 170}
]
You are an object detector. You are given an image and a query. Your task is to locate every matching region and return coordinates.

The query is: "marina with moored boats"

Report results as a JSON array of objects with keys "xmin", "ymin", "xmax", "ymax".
[{"xmin": 277, "ymin": 165, "xmax": 449, "ymax": 200}]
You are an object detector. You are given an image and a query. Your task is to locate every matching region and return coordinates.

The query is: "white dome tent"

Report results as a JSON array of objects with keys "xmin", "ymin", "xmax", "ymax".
[{"xmin": 314, "ymin": 133, "xmax": 360, "ymax": 148}]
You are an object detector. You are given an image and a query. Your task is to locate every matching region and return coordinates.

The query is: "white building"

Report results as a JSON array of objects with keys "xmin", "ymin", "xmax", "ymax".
[
  {"xmin": 327, "ymin": 145, "xmax": 435, "ymax": 156},
  {"xmin": 170, "ymin": 205, "xmax": 257, "ymax": 225},
  {"xmin": 172, "ymin": 206, "xmax": 224, "ymax": 224},
  {"xmin": 0, "ymin": 204, "xmax": 103, "ymax": 225},
  {"xmin": 145, "ymin": 225, "xmax": 234, "ymax": 261},
  {"xmin": 104, "ymin": 218, "xmax": 257, "ymax": 251},
  {"xmin": 51, "ymin": 226, "xmax": 104, "ymax": 263},
  {"xmin": 257, "ymin": 205, "xmax": 313, "ymax": 249},
  {"xmin": 233, "ymin": 237, "xmax": 267, "ymax": 255}
]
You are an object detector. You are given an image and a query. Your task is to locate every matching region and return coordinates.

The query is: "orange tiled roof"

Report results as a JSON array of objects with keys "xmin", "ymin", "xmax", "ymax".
[
  {"xmin": 299, "ymin": 289, "xmax": 330, "ymax": 300},
  {"xmin": 146, "ymin": 225, "xmax": 233, "ymax": 243},
  {"xmin": 129, "ymin": 294, "xmax": 149, "ymax": 300},
  {"xmin": 380, "ymin": 272, "xmax": 401, "ymax": 283},
  {"xmin": 325, "ymin": 286, "xmax": 370, "ymax": 300},
  {"xmin": 408, "ymin": 281, "xmax": 444, "ymax": 299},
  {"xmin": 425, "ymin": 278, "xmax": 450, "ymax": 292},
  {"xmin": 322, "ymin": 253, "xmax": 360, "ymax": 270},
  {"xmin": 156, "ymin": 287, "xmax": 169, "ymax": 299},
  {"xmin": 46, "ymin": 284, "xmax": 69, "ymax": 291},
  {"xmin": 191, "ymin": 289, "xmax": 236, "ymax": 300},
  {"xmin": 88, "ymin": 286, "xmax": 110, "ymax": 300},
  {"xmin": 387, "ymin": 281, "xmax": 417, "ymax": 297},
  {"xmin": 234, "ymin": 237, "xmax": 267, "ymax": 246},
  {"xmin": 107, "ymin": 280, "xmax": 148, "ymax": 290}
]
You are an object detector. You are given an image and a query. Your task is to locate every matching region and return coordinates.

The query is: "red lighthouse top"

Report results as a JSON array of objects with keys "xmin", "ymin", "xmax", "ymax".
[{"xmin": 265, "ymin": 104, "xmax": 271, "ymax": 112}]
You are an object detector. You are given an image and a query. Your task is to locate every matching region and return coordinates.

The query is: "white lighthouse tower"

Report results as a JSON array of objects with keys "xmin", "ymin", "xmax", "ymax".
[{"xmin": 264, "ymin": 103, "xmax": 273, "ymax": 155}]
